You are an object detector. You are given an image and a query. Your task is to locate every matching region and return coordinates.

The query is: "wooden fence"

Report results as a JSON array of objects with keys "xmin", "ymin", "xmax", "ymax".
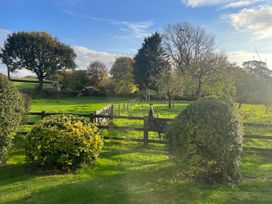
[
  {"xmin": 115, "ymin": 97, "xmax": 141, "ymax": 116},
  {"xmin": 20, "ymin": 109, "xmax": 272, "ymax": 152}
]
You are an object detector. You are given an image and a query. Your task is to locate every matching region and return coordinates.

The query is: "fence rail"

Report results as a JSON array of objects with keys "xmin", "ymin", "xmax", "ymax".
[{"xmin": 20, "ymin": 105, "xmax": 272, "ymax": 151}]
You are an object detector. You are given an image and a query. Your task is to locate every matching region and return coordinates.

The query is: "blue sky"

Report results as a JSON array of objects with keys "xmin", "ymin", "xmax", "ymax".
[{"xmin": 0, "ymin": 0, "xmax": 272, "ymax": 76}]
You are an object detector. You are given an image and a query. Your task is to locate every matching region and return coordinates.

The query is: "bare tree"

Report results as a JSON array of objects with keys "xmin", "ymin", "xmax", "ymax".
[
  {"xmin": 163, "ymin": 22, "xmax": 215, "ymax": 74},
  {"xmin": 162, "ymin": 22, "xmax": 235, "ymax": 98}
]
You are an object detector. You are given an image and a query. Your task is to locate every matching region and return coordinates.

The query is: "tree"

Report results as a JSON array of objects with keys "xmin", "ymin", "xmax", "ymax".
[
  {"xmin": 110, "ymin": 57, "xmax": 137, "ymax": 95},
  {"xmin": 163, "ymin": 22, "xmax": 235, "ymax": 98},
  {"xmin": 134, "ymin": 32, "xmax": 170, "ymax": 92},
  {"xmin": 0, "ymin": 32, "xmax": 76, "ymax": 91},
  {"xmin": 87, "ymin": 61, "xmax": 108, "ymax": 90},
  {"xmin": 196, "ymin": 53, "xmax": 236, "ymax": 98},
  {"xmin": 156, "ymin": 70, "xmax": 183, "ymax": 108},
  {"xmin": 163, "ymin": 22, "xmax": 215, "ymax": 75},
  {"xmin": 242, "ymin": 60, "xmax": 272, "ymax": 112},
  {"xmin": 59, "ymin": 70, "xmax": 90, "ymax": 94},
  {"xmin": 243, "ymin": 60, "xmax": 271, "ymax": 80},
  {"xmin": 231, "ymin": 66, "xmax": 258, "ymax": 108}
]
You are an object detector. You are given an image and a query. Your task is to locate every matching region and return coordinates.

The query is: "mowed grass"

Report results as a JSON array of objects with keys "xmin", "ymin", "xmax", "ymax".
[
  {"xmin": 30, "ymin": 96, "xmax": 128, "ymax": 113},
  {"xmin": 13, "ymin": 81, "xmax": 53, "ymax": 90},
  {"xmin": 1, "ymin": 139, "xmax": 272, "ymax": 204},
  {"xmin": 1, "ymin": 97, "xmax": 272, "ymax": 203}
]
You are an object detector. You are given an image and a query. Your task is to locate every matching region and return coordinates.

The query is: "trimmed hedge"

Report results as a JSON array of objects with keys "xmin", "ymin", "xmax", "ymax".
[
  {"xmin": 0, "ymin": 74, "xmax": 24, "ymax": 165},
  {"xmin": 166, "ymin": 96, "xmax": 243, "ymax": 184},
  {"xmin": 26, "ymin": 115, "xmax": 103, "ymax": 171}
]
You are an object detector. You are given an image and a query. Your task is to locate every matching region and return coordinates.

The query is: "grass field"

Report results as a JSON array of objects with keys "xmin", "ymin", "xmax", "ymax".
[
  {"xmin": 13, "ymin": 79, "xmax": 54, "ymax": 90},
  {"xmin": 1, "ymin": 96, "xmax": 272, "ymax": 203}
]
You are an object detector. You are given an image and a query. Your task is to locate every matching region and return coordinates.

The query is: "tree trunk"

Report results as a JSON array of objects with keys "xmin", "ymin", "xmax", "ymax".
[
  {"xmin": 37, "ymin": 77, "xmax": 44, "ymax": 92},
  {"xmin": 168, "ymin": 97, "xmax": 172, "ymax": 108},
  {"xmin": 265, "ymin": 104, "xmax": 269, "ymax": 114},
  {"xmin": 238, "ymin": 102, "xmax": 242, "ymax": 109},
  {"xmin": 7, "ymin": 67, "xmax": 10, "ymax": 80}
]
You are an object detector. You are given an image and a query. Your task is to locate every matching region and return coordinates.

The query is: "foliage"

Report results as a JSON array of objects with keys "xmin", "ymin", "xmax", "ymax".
[
  {"xmin": 87, "ymin": 61, "xmax": 108, "ymax": 90},
  {"xmin": 243, "ymin": 60, "xmax": 271, "ymax": 80},
  {"xmin": 0, "ymin": 32, "xmax": 76, "ymax": 91},
  {"xmin": 110, "ymin": 57, "xmax": 138, "ymax": 95},
  {"xmin": 59, "ymin": 70, "xmax": 90, "ymax": 94},
  {"xmin": 0, "ymin": 74, "xmax": 24, "ymax": 164},
  {"xmin": 134, "ymin": 32, "xmax": 170, "ymax": 92},
  {"xmin": 163, "ymin": 23, "xmax": 235, "ymax": 98},
  {"xmin": 26, "ymin": 115, "xmax": 103, "ymax": 170},
  {"xmin": 166, "ymin": 96, "xmax": 243, "ymax": 184},
  {"xmin": 156, "ymin": 70, "xmax": 183, "ymax": 108},
  {"xmin": 21, "ymin": 93, "xmax": 31, "ymax": 112}
]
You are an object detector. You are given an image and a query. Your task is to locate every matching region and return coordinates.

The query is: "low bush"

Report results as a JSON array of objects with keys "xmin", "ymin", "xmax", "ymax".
[
  {"xmin": 166, "ymin": 96, "xmax": 243, "ymax": 184},
  {"xmin": 0, "ymin": 74, "xmax": 24, "ymax": 165},
  {"xmin": 26, "ymin": 114, "xmax": 103, "ymax": 171}
]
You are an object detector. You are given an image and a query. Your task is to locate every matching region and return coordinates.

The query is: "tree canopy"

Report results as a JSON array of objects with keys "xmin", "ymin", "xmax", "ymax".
[
  {"xmin": 87, "ymin": 61, "xmax": 108, "ymax": 90},
  {"xmin": 134, "ymin": 32, "xmax": 170, "ymax": 92},
  {"xmin": 110, "ymin": 57, "xmax": 137, "ymax": 95},
  {"xmin": 0, "ymin": 31, "xmax": 76, "ymax": 91}
]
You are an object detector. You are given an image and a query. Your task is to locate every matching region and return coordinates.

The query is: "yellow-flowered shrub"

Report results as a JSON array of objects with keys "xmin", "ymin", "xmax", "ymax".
[{"xmin": 26, "ymin": 114, "xmax": 103, "ymax": 171}]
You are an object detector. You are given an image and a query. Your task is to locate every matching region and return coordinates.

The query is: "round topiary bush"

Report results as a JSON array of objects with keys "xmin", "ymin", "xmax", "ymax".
[
  {"xmin": 166, "ymin": 96, "xmax": 243, "ymax": 184},
  {"xmin": 0, "ymin": 74, "xmax": 24, "ymax": 165},
  {"xmin": 26, "ymin": 115, "xmax": 103, "ymax": 171}
]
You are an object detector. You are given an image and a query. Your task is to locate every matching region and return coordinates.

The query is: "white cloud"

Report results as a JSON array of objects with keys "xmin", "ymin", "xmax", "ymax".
[
  {"xmin": 183, "ymin": 0, "xmax": 266, "ymax": 8},
  {"xmin": 89, "ymin": 17, "xmax": 154, "ymax": 38},
  {"xmin": 73, "ymin": 46, "xmax": 120, "ymax": 70},
  {"xmin": 228, "ymin": 6, "xmax": 272, "ymax": 38},
  {"xmin": 228, "ymin": 51, "xmax": 272, "ymax": 68}
]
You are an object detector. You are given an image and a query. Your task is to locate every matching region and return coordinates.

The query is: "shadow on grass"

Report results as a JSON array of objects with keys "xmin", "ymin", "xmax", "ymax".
[{"xmin": 1, "ymin": 140, "xmax": 272, "ymax": 204}]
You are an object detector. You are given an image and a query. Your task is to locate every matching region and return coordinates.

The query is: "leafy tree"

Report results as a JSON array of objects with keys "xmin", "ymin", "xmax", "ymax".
[
  {"xmin": 87, "ymin": 61, "xmax": 108, "ymax": 90},
  {"xmin": 241, "ymin": 60, "xmax": 272, "ymax": 112},
  {"xmin": 243, "ymin": 60, "xmax": 271, "ymax": 80},
  {"xmin": 0, "ymin": 32, "xmax": 76, "ymax": 91},
  {"xmin": 134, "ymin": 32, "xmax": 170, "ymax": 92},
  {"xmin": 231, "ymin": 67, "xmax": 258, "ymax": 108},
  {"xmin": 110, "ymin": 57, "xmax": 137, "ymax": 95},
  {"xmin": 156, "ymin": 70, "xmax": 183, "ymax": 108},
  {"xmin": 197, "ymin": 53, "xmax": 236, "ymax": 98},
  {"xmin": 59, "ymin": 70, "xmax": 90, "ymax": 94}
]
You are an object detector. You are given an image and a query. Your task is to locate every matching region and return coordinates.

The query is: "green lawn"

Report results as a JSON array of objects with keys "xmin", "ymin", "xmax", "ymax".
[
  {"xmin": 1, "ymin": 140, "xmax": 272, "ymax": 204},
  {"xmin": 1, "ymin": 97, "xmax": 272, "ymax": 203},
  {"xmin": 13, "ymin": 79, "xmax": 54, "ymax": 90}
]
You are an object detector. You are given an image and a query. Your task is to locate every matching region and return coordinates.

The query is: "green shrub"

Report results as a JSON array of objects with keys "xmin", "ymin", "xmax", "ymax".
[
  {"xmin": 26, "ymin": 115, "xmax": 103, "ymax": 171},
  {"xmin": 166, "ymin": 96, "xmax": 243, "ymax": 184},
  {"xmin": 0, "ymin": 74, "xmax": 24, "ymax": 165}
]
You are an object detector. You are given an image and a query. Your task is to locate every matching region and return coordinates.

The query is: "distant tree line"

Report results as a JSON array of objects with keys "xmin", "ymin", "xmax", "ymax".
[{"xmin": 1, "ymin": 23, "xmax": 272, "ymax": 111}]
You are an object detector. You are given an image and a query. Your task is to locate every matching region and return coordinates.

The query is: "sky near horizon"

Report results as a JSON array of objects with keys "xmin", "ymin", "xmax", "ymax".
[{"xmin": 0, "ymin": 0, "xmax": 272, "ymax": 76}]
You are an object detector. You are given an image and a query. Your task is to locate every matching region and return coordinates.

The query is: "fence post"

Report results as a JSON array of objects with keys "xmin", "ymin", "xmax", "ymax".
[
  {"xmin": 41, "ymin": 111, "xmax": 46, "ymax": 119},
  {"xmin": 110, "ymin": 104, "xmax": 114, "ymax": 125},
  {"xmin": 144, "ymin": 116, "xmax": 149, "ymax": 147},
  {"xmin": 90, "ymin": 113, "xmax": 95, "ymax": 123},
  {"xmin": 118, "ymin": 104, "xmax": 121, "ymax": 116}
]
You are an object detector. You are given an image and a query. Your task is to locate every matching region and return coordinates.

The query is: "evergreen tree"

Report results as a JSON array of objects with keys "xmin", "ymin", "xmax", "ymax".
[{"xmin": 133, "ymin": 32, "xmax": 170, "ymax": 92}]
